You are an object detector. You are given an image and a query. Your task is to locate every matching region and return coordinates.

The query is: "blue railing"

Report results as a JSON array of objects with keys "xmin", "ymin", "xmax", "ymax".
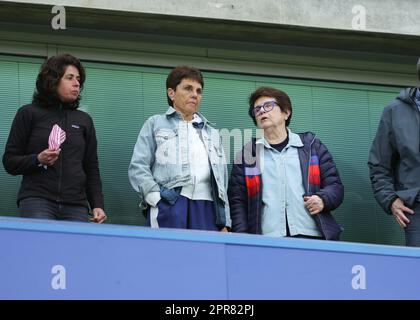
[{"xmin": 1, "ymin": 216, "xmax": 419, "ymax": 299}]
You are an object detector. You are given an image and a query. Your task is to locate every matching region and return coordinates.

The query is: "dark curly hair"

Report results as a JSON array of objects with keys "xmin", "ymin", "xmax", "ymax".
[
  {"xmin": 248, "ymin": 86, "xmax": 292, "ymax": 127},
  {"xmin": 166, "ymin": 65, "xmax": 204, "ymax": 106},
  {"xmin": 32, "ymin": 53, "xmax": 85, "ymax": 108}
]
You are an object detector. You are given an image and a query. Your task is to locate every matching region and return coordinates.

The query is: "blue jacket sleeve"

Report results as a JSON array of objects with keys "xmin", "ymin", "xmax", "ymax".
[{"xmin": 128, "ymin": 116, "xmax": 160, "ymax": 209}]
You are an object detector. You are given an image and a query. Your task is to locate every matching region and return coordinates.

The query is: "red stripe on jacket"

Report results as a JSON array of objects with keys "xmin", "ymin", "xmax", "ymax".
[
  {"xmin": 309, "ymin": 164, "xmax": 321, "ymax": 186},
  {"xmin": 245, "ymin": 176, "xmax": 261, "ymax": 198}
]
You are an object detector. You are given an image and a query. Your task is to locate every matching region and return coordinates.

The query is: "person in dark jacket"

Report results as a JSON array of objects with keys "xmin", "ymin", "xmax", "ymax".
[
  {"xmin": 368, "ymin": 58, "xmax": 420, "ymax": 246},
  {"xmin": 2, "ymin": 53, "xmax": 106, "ymax": 223},
  {"xmin": 228, "ymin": 86, "xmax": 344, "ymax": 240}
]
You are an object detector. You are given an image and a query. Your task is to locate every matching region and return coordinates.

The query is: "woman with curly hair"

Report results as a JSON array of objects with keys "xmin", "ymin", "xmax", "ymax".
[{"xmin": 3, "ymin": 53, "xmax": 107, "ymax": 223}]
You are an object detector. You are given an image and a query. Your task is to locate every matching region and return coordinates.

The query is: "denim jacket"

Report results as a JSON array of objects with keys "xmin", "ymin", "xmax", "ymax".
[{"xmin": 128, "ymin": 107, "xmax": 231, "ymax": 228}]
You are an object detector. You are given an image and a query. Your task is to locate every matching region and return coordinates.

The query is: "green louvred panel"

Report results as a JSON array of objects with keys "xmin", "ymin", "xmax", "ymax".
[
  {"xmin": 142, "ymin": 71, "xmax": 170, "ymax": 120},
  {"xmin": 202, "ymin": 77, "xmax": 255, "ymax": 167},
  {"xmin": 0, "ymin": 57, "xmax": 40, "ymax": 218},
  {"xmin": 82, "ymin": 65, "xmax": 144, "ymax": 225},
  {"xmin": 311, "ymin": 87, "xmax": 374, "ymax": 243},
  {"xmin": 0, "ymin": 55, "xmax": 404, "ymax": 245},
  {"xmin": 0, "ymin": 60, "xmax": 21, "ymax": 217}
]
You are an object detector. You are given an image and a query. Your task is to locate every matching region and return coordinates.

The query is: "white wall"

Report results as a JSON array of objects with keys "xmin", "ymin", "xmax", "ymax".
[{"xmin": 3, "ymin": 0, "xmax": 420, "ymax": 36}]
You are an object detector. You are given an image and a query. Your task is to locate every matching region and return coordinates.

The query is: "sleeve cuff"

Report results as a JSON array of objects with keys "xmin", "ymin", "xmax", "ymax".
[
  {"xmin": 145, "ymin": 191, "xmax": 161, "ymax": 207},
  {"xmin": 33, "ymin": 154, "xmax": 45, "ymax": 169},
  {"xmin": 33, "ymin": 154, "xmax": 40, "ymax": 165}
]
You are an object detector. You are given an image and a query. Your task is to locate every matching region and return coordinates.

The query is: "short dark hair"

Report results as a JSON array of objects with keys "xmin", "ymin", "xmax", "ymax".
[
  {"xmin": 248, "ymin": 86, "xmax": 292, "ymax": 127},
  {"xmin": 166, "ymin": 65, "xmax": 204, "ymax": 106},
  {"xmin": 32, "ymin": 53, "xmax": 86, "ymax": 107}
]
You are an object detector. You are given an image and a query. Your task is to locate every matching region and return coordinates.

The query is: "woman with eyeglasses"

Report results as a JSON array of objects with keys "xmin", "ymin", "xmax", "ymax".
[{"xmin": 228, "ymin": 86, "xmax": 344, "ymax": 240}]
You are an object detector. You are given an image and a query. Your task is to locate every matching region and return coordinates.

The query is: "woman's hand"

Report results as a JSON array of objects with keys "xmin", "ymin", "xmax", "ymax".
[
  {"xmin": 304, "ymin": 195, "xmax": 324, "ymax": 215},
  {"xmin": 37, "ymin": 148, "xmax": 61, "ymax": 166},
  {"xmin": 90, "ymin": 208, "xmax": 107, "ymax": 223}
]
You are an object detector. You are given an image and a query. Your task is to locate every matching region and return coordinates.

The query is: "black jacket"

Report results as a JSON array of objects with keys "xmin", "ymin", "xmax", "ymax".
[
  {"xmin": 368, "ymin": 87, "xmax": 420, "ymax": 214},
  {"xmin": 2, "ymin": 103, "xmax": 104, "ymax": 209},
  {"xmin": 228, "ymin": 132, "xmax": 344, "ymax": 240}
]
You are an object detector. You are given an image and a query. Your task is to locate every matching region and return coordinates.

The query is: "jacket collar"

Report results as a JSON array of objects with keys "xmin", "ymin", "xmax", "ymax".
[
  {"xmin": 165, "ymin": 107, "xmax": 177, "ymax": 116},
  {"xmin": 165, "ymin": 106, "xmax": 209, "ymax": 125},
  {"xmin": 256, "ymin": 128, "xmax": 303, "ymax": 149}
]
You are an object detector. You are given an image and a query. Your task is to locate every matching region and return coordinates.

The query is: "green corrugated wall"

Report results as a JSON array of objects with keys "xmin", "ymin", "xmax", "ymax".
[{"xmin": 0, "ymin": 55, "xmax": 405, "ymax": 245}]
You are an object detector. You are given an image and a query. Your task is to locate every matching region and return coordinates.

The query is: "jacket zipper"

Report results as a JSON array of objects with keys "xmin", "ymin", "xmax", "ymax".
[
  {"xmin": 306, "ymin": 134, "xmax": 326, "ymax": 237},
  {"xmin": 408, "ymin": 89, "xmax": 420, "ymax": 152},
  {"xmin": 253, "ymin": 139, "xmax": 262, "ymax": 234},
  {"xmin": 307, "ymin": 134, "xmax": 316, "ymax": 194},
  {"xmin": 57, "ymin": 103, "xmax": 64, "ymax": 202}
]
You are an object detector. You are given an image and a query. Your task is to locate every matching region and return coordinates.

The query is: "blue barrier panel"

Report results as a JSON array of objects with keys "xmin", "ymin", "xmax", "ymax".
[{"xmin": 1, "ymin": 216, "xmax": 419, "ymax": 299}]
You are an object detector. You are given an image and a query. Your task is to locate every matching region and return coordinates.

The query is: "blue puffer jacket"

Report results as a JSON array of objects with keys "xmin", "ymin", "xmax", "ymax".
[{"xmin": 228, "ymin": 132, "xmax": 344, "ymax": 240}]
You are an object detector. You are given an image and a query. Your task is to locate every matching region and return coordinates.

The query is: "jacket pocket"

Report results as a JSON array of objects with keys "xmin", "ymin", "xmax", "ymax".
[
  {"xmin": 153, "ymin": 129, "xmax": 180, "ymax": 183},
  {"xmin": 155, "ymin": 129, "xmax": 178, "ymax": 165},
  {"xmin": 313, "ymin": 213, "xmax": 343, "ymax": 240}
]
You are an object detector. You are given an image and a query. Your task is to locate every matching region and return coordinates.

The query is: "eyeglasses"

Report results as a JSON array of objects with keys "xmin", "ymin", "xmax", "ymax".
[{"xmin": 252, "ymin": 100, "xmax": 279, "ymax": 117}]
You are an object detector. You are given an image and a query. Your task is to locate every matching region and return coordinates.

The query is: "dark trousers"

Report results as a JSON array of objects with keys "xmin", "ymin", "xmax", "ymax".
[
  {"xmin": 19, "ymin": 197, "xmax": 89, "ymax": 222},
  {"xmin": 147, "ymin": 195, "xmax": 219, "ymax": 231},
  {"xmin": 405, "ymin": 201, "xmax": 420, "ymax": 247}
]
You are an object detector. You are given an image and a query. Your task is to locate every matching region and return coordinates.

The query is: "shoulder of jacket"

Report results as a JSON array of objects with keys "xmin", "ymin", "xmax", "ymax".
[
  {"xmin": 144, "ymin": 114, "xmax": 161, "ymax": 124},
  {"xmin": 70, "ymin": 109, "xmax": 94, "ymax": 125},
  {"xmin": 19, "ymin": 103, "xmax": 37, "ymax": 111},
  {"xmin": 205, "ymin": 124, "xmax": 221, "ymax": 135},
  {"xmin": 386, "ymin": 91, "xmax": 415, "ymax": 111},
  {"xmin": 381, "ymin": 101, "xmax": 410, "ymax": 121},
  {"xmin": 386, "ymin": 100, "xmax": 402, "ymax": 110},
  {"xmin": 72, "ymin": 108, "xmax": 90, "ymax": 116},
  {"xmin": 16, "ymin": 104, "xmax": 42, "ymax": 117},
  {"xmin": 297, "ymin": 131, "xmax": 317, "ymax": 145}
]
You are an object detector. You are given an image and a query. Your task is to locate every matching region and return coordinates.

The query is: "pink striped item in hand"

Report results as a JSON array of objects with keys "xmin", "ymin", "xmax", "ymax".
[{"xmin": 48, "ymin": 124, "xmax": 66, "ymax": 150}]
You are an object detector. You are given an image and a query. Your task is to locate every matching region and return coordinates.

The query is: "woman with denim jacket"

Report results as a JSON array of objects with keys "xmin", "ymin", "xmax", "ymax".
[
  {"xmin": 228, "ymin": 87, "xmax": 343, "ymax": 240},
  {"xmin": 129, "ymin": 66, "xmax": 231, "ymax": 231}
]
